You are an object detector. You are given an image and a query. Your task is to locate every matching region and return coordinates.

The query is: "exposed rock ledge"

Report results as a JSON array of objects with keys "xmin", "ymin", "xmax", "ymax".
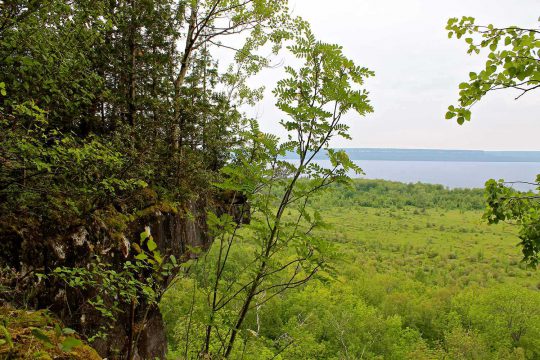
[{"xmin": 1, "ymin": 199, "xmax": 214, "ymax": 359}]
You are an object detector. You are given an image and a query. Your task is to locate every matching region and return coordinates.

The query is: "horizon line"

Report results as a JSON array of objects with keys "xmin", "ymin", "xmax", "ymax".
[{"xmin": 331, "ymin": 147, "xmax": 540, "ymax": 152}]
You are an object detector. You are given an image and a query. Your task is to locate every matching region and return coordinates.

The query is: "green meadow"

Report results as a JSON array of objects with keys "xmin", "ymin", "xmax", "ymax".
[
  {"xmin": 163, "ymin": 180, "xmax": 540, "ymax": 359},
  {"xmin": 316, "ymin": 186, "xmax": 535, "ymax": 290}
]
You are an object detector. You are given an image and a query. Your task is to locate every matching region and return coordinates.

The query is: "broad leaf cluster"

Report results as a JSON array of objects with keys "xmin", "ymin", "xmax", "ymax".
[{"xmin": 446, "ymin": 17, "xmax": 539, "ymax": 124}]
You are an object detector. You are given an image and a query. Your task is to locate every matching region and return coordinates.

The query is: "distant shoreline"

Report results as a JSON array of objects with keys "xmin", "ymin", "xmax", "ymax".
[{"xmin": 284, "ymin": 148, "xmax": 540, "ymax": 162}]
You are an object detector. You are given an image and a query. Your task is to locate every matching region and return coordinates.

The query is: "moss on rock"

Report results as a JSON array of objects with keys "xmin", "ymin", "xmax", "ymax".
[{"xmin": 0, "ymin": 306, "xmax": 101, "ymax": 360}]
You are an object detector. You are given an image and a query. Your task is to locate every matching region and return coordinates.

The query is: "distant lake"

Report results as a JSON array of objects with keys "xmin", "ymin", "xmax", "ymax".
[{"xmin": 299, "ymin": 160, "xmax": 540, "ymax": 191}]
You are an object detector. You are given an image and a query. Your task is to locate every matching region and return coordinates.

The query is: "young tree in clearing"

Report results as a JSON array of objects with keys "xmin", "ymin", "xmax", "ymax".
[
  {"xmin": 446, "ymin": 17, "xmax": 540, "ymax": 266},
  {"xmin": 189, "ymin": 29, "xmax": 374, "ymax": 358}
]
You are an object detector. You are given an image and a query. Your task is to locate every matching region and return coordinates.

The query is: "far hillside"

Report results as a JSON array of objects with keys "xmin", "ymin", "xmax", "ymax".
[
  {"xmin": 312, "ymin": 179, "xmax": 486, "ymax": 210},
  {"xmin": 285, "ymin": 149, "xmax": 540, "ymax": 162}
]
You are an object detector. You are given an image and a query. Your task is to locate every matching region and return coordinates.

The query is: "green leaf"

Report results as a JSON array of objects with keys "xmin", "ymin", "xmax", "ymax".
[
  {"xmin": 54, "ymin": 324, "xmax": 62, "ymax": 337},
  {"xmin": 0, "ymin": 325, "xmax": 13, "ymax": 349},
  {"xmin": 147, "ymin": 236, "xmax": 157, "ymax": 252},
  {"xmin": 153, "ymin": 252, "xmax": 163, "ymax": 265},
  {"xmin": 59, "ymin": 337, "xmax": 82, "ymax": 352},
  {"xmin": 135, "ymin": 253, "xmax": 148, "ymax": 260},
  {"xmin": 140, "ymin": 231, "xmax": 149, "ymax": 242},
  {"xmin": 62, "ymin": 328, "xmax": 76, "ymax": 335},
  {"xmin": 132, "ymin": 243, "xmax": 142, "ymax": 254},
  {"xmin": 31, "ymin": 328, "xmax": 53, "ymax": 346}
]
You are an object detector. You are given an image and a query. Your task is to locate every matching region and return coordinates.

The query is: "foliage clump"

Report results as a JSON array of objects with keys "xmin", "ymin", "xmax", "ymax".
[{"xmin": 446, "ymin": 17, "xmax": 539, "ymax": 124}]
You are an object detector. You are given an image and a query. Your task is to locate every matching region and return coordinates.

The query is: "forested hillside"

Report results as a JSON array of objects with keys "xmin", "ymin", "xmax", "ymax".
[{"xmin": 162, "ymin": 180, "xmax": 540, "ymax": 359}]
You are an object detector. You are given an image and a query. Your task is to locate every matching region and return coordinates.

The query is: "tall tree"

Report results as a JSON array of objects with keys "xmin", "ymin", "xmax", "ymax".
[{"xmin": 177, "ymin": 29, "xmax": 374, "ymax": 358}]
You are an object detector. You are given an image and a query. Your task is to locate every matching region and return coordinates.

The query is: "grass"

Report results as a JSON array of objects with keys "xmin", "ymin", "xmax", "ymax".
[{"xmin": 322, "ymin": 205, "xmax": 537, "ymax": 290}]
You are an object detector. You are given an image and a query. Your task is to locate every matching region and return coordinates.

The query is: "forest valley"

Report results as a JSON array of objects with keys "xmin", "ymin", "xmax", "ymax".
[{"xmin": 0, "ymin": 1, "xmax": 539, "ymax": 359}]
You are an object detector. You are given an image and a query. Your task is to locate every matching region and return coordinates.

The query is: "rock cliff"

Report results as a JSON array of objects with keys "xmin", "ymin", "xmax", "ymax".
[{"xmin": 1, "ymin": 199, "xmax": 213, "ymax": 359}]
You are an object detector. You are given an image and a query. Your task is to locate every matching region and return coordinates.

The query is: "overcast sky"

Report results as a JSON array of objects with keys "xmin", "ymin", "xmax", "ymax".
[{"xmin": 247, "ymin": 0, "xmax": 540, "ymax": 150}]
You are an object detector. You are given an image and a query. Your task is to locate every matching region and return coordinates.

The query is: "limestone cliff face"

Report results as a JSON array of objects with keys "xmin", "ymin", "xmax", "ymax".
[
  {"xmin": 93, "ymin": 202, "xmax": 212, "ymax": 359},
  {"xmin": 0, "ymin": 200, "xmax": 212, "ymax": 359},
  {"xmin": 1, "ymin": 185, "xmax": 250, "ymax": 359}
]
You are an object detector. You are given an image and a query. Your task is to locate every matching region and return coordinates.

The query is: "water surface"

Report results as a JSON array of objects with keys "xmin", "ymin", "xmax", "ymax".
[{"xmin": 309, "ymin": 160, "xmax": 540, "ymax": 191}]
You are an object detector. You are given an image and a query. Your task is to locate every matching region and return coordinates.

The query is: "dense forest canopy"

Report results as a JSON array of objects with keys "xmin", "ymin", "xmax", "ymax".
[{"xmin": 0, "ymin": 0, "xmax": 373, "ymax": 358}]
